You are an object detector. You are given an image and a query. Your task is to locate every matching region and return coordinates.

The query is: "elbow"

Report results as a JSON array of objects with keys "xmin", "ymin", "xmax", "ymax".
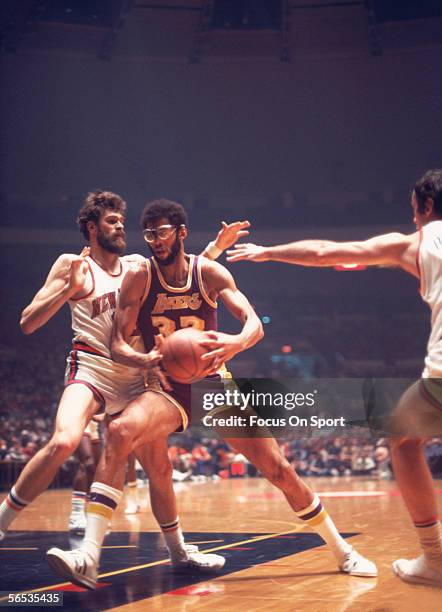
[
  {"xmin": 314, "ymin": 245, "xmax": 337, "ymax": 267},
  {"xmin": 314, "ymin": 245, "xmax": 330, "ymax": 265},
  {"xmin": 20, "ymin": 314, "xmax": 34, "ymax": 335},
  {"xmin": 252, "ymin": 314, "xmax": 264, "ymax": 342}
]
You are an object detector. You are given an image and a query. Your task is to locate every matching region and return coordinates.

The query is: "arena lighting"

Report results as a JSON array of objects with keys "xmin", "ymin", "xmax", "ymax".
[
  {"xmin": 334, "ymin": 263, "xmax": 367, "ymax": 271},
  {"xmin": 281, "ymin": 345, "xmax": 292, "ymax": 354},
  {"xmin": 261, "ymin": 315, "xmax": 271, "ymax": 324}
]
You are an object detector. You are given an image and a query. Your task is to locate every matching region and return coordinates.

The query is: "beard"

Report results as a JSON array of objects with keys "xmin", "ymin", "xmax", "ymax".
[
  {"xmin": 149, "ymin": 234, "xmax": 181, "ymax": 266},
  {"xmin": 97, "ymin": 228, "xmax": 126, "ymax": 255}
]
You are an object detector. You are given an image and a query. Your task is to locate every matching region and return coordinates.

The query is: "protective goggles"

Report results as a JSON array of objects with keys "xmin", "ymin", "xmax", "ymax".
[{"xmin": 142, "ymin": 224, "xmax": 184, "ymax": 243}]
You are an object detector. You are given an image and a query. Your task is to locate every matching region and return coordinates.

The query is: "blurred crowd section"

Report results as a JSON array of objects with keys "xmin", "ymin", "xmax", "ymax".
[{"xmin": 1, "ymin": 332, "xmax": 441, "ymax": 490}]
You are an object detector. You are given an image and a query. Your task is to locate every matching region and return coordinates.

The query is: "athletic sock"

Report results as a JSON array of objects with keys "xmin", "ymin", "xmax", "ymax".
[
  {"xmin": 414, "ymin": 517, "xmax": 442, "ymax": 569},
  {"xmin": 81, "ymin": 482, "xmax": 122, "ymax": 565},
  {"xmin": 127, "ymin": 481, "xmax": 138, "ymax": 502},
  {"xmin": 0, "ymin": 487, "xmax": 29, "ymax": 531},
  {"xmin": 160, "ymin": 517, "xmax": 187, "ymax": 562},
  {"xmin": 296, "ymin": 493, "xmax": 351, "ymax": 561},
  {"xmin": 70, "ymin": 491, "xmax": 86, "ymax": 517}
]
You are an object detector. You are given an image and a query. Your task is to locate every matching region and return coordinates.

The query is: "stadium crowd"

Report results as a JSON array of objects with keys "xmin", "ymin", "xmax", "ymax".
[{"xmin": 1, "ymin": 330, "xmax": 442, "ymax": 488}]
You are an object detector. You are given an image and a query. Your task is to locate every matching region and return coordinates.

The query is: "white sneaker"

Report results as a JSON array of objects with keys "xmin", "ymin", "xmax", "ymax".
[
  {"xmin": 392, "ymin": 555, "xmax": 442, "ymax": 587},
  {"xmin": 46, "ymin": 547, "xmax": 97, "ymax": 589},
  {"xmin": 124, "ymin": 500, "xmax": 140, "ymax": 515},
  {"xmin": 68, "ymin": 513, "xmax": 87, "ymax": 535},
  {"xmin": 339, "ymin": 547, "xmax": 378, "ymax": 577},
  {"xmin": 171, "ymin": 546, "xmax": 225, "ymax": 573}
]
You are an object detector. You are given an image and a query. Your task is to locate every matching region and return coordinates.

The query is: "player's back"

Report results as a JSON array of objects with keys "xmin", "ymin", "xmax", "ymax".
[{"xmin": 419, "ymin": 220, "xmax": 442, "ymax": 376}]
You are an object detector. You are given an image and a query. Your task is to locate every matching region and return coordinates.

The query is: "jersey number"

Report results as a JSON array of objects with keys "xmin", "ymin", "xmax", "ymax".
[{"xmin": 151, "ymin": 315, "xmax": 205, "ymax": 337}]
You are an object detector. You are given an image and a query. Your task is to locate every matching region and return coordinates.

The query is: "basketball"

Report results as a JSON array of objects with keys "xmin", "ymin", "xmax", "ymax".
[{"xmin": 161, "ymin": 327, "xmax": 213, "ymax": 384}]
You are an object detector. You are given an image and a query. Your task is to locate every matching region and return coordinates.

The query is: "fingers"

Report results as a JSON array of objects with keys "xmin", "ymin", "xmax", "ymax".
[
  {"xmin": 156, "ymin": 368, "xmax": 172, "ymax": 391},
  {"xmin": 226, "ymin": 251, "xmax": 247, "ymax": 262},
  {"xmin": 92, "ymin": 412, "xmax": 105, "ymax": 422},
  {"xmin": 201, "ymin": 330, "xmax": 218, "ymax": 340},
  {"xmin": 236, "ymin": 230, "xmax": 250, "ymax": 238},
  {"xmin": 201, "ymin": 347, "xmax": 225, "ymax": 361},
  {"xmin": 79, "ymin": 246, "xmax": 90, "ymax": 258}
]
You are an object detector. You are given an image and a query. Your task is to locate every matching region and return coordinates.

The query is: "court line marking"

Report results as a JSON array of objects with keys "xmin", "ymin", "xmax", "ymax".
[
  {"xmin": 186, "ymin": 539, "xmax": 225, "ymax": 545},
  {"xmin": 0, "ymin": 548, "xmax": 38, "ymax": 551},
  {"xmin": 102, "ymin": 545, "xmax": 138, "ymax": 549},
  {"xmin": 0, "ymin": 526, "xmax": 306, "ymax": 599}
]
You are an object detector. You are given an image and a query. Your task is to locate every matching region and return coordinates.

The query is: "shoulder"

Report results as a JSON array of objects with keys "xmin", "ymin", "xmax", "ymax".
[
  {"xmin": 121, "ymin": 253, "xmax": 148, "ymax": 271},
  {"xmin": 121, "ymin": 253, "xmax": 146, "ymax": 265},
  {"xmin": 50, "ymin": 253, "xmax": 78, "ymax": 274},
  {"xmin": 371, "ymin": 232, "xmax": 416, "ymax": 247},
  {"xmin": 121, "ymin": 258, "xmax": 150, "ymax": 289},
  {"xmin": 199, "ymin": 256, "xmax": 228, "ymax": 277},
  {"xmin": 199, "ymin": 256, "xmax": 234, "ymax": 290}
]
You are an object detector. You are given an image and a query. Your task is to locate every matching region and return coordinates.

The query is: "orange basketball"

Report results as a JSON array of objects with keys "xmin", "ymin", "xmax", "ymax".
[{"xmin": 162, "ymin": 328, "xmax": 213, "ymax": 384}]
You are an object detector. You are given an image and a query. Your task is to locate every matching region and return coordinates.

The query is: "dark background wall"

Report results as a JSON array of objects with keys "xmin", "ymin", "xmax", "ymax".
[{"xmin": 1, "ymin": 1, "xmax": 440, "ymax": 376}]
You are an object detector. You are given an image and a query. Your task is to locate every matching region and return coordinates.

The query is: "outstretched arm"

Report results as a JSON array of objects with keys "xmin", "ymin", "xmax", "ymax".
[
  {"xmin": 227, "ymin": 232, "xmax": 419, "ymax": 276},
  {"xmin": 20, "ymin": 247, "xmax": 90, "ymax": 334},
  {"xmin": 111, "ymin": 264, "xmax": 162, "ymax": 369},
  {"xmin": 199, "ymin": 260, "xmax": 264, "ymax": 369},
  {"xmin": 201, "ymin": 220, "xmax": 250, "ymax": 260}
]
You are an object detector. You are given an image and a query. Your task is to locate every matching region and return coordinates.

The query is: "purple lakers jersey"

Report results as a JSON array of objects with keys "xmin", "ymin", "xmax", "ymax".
[{"xmin": 137, "ymin": 254, "xmax": 217, "ymax": 351}]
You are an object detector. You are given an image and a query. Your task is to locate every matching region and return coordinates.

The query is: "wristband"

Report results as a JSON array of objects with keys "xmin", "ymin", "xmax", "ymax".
[{"xmin": 204, "ymin": 241, "xmax": 223, "ymax": 260}]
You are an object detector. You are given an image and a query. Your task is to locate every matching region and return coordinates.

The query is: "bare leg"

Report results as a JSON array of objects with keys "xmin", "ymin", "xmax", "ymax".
[
  {"xmin": 135, "ymin": 438, "xmax": 177, "ymax": 525},
  {"xmin": 95, "ymin": 392, "xmax": 182, "ymax": 491},
  {"xmin": 390, "ymin": 437, "xmax": 438, "ymax": 523},
  {"xmin": 135, "ymin": 438, "xmax": 190, "ymax": 562},
  {"xmin": 124, "ymin": 452, "xmax": 140, "ymax": 514},
  {"xmin": 73, "ymin": 436, "xmax": 96, "ymax": 493},
  {"xmin": 388, "ymin": 381, "xmax": 442, "ymax": 585},
  {"xmin": 16, "ymin": 385, "xmax": 98, "ymax": 500},
  {"xmin": 0, "ymin": 385, "xmax": 99, "ymax": 534},
  {"xmin": 222, "ymin": 435, "xmax": 376, "ymax": 576},
  {"xmin": 223, "ymin": 436, "xmax": 313, "ymax": 511}
]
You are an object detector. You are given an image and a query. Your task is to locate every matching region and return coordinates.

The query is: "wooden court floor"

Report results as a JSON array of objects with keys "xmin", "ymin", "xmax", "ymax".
[{"xmin": 1, "ymin": 476, "xmax": 441, "ymax": 611}]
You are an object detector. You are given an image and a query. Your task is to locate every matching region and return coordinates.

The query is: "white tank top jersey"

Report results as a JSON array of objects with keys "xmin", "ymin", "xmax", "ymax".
[
  {"xmin": 418, "ymin": 220, "xmax": 442, "ymax": 378},
  {"xmin": 69, "ymin": 255, "xmax": 145, "ymax": 358}
]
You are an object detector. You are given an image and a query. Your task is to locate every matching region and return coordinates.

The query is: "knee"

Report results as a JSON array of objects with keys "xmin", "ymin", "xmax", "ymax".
[
  {"xmin": 389, "ymin": 437, "xmax": 425, "ymax": 455},
  {"xmin": 107, "ymin": 419, "xmax": 134, "ymax": 454},
  {"xmin": 47, "ymin": 433, "xmax": 78, "ymax": 461}
]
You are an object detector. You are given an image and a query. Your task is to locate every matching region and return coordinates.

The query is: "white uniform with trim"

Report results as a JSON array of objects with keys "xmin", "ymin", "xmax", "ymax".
[
  {"xmin": 419, "ymin": 220, "xmax": 442, "ymax": 378},
  {"xmin": 65, "ymin": 254, "xmax": 147, "ymax": 415}
]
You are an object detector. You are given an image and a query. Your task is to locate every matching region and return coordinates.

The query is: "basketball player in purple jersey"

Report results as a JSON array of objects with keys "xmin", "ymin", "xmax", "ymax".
[
  {"xmin": 227, "ymin": 169, "xmax": 442, "ymax": 587},
  {"xmin": 47, "ymin": 199, "xmax": 376, "ymax": 589},
  {"xmin": 0, "ymin": 190, "xmax": 249, "ymax": 574}
]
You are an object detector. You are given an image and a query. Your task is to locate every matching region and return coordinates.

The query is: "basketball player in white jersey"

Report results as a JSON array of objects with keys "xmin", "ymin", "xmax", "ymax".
[
  {"xmin": 227, "ymin": 169, "xmax": 442, "ymax": 587},
  {"xmin": 47, "ymin": 199, "xmax": 376, "ymax": 590},
  {"xmin": 0, "ymin": 190, "xmax": 249, "ymax": 572}
]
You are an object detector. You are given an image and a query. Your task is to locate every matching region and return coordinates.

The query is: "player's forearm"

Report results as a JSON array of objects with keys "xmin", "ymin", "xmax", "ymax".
[
  {"xmin": 20, "ymin": 285, "xmax": 75, "ymax": 334},
  {"xmin": 236, "ymin": 310, "xmax": 264, "ymax": 351},
  {"xmin": 262, "ymin": 240, "xmax": 342, "ymax": 267},
  {"xmin": 111, "ymin": 336, "xmax": 151, "ymax": 369}
]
